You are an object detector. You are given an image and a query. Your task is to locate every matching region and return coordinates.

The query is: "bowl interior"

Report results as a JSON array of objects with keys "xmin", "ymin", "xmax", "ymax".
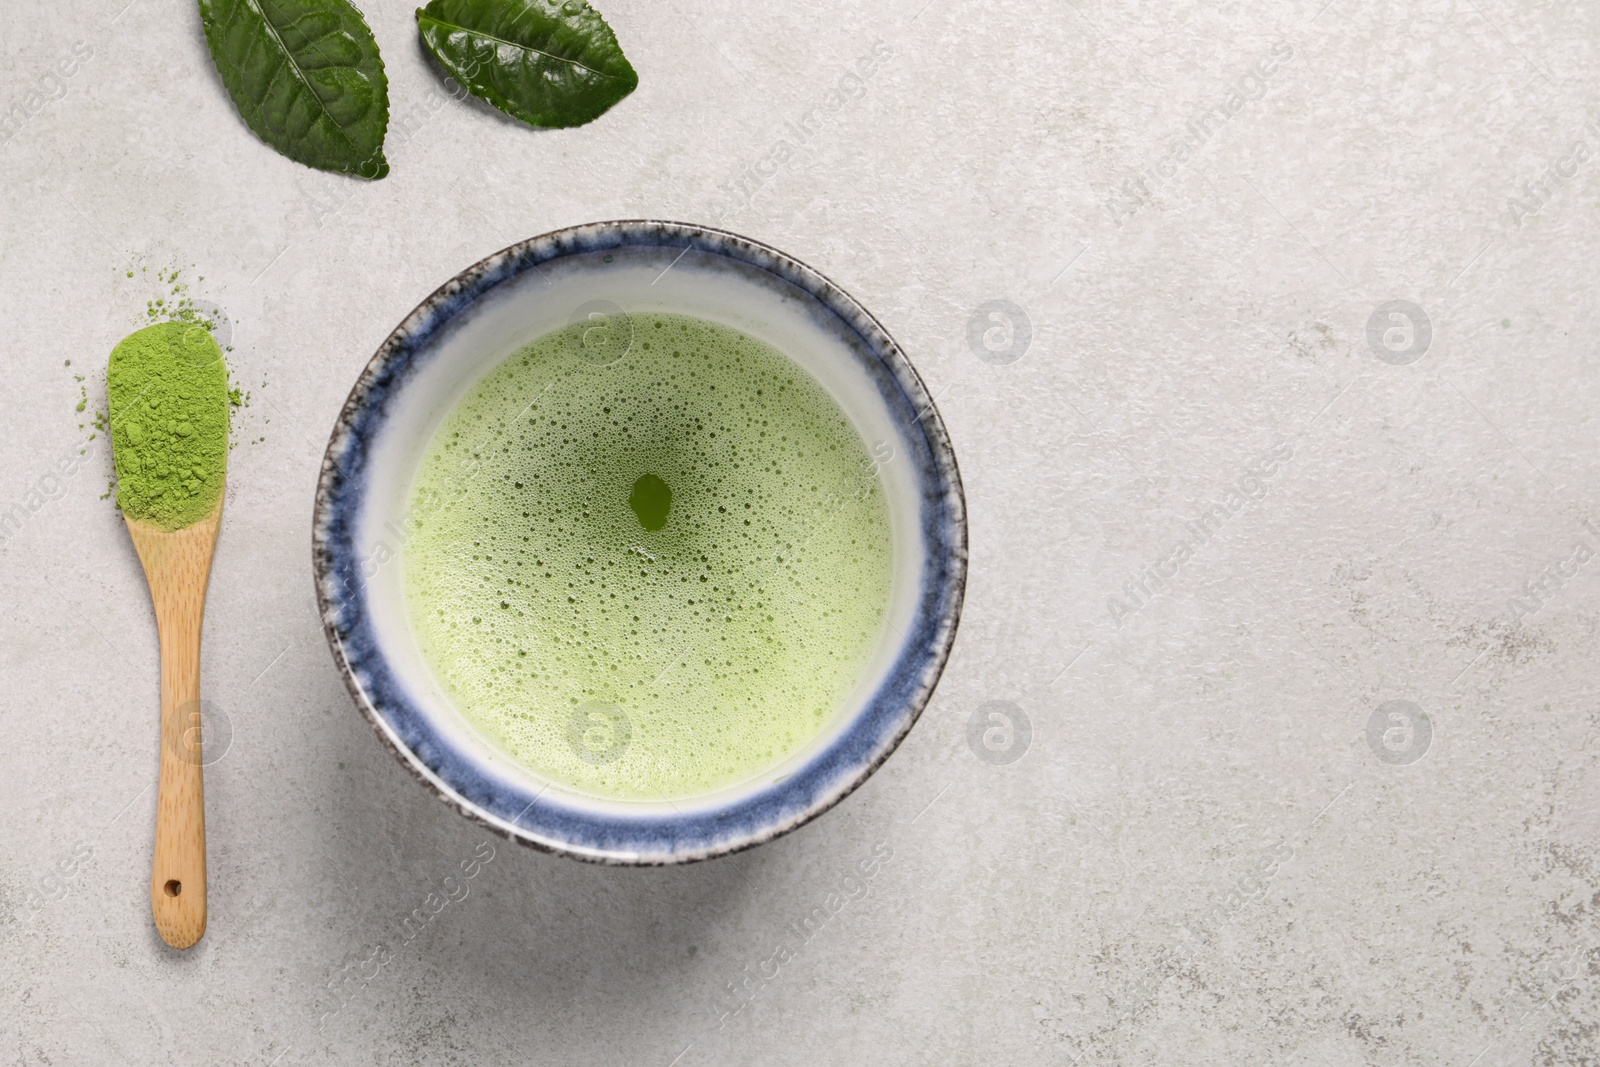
[{"xmin": 318, "ymin": 224, "xmax": 965, "ymax": 862}]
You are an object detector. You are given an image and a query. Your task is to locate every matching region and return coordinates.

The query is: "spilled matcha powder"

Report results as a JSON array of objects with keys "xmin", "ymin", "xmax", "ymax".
[{"xmin": 108, "ymin": 322, "xmax": 230, "ymax": 529}]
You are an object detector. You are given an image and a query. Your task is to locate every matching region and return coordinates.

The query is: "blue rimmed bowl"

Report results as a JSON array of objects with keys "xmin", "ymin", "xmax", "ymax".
[{"xmin": 312, "ymin": 221, "xmax": 966, "ymax": 864}]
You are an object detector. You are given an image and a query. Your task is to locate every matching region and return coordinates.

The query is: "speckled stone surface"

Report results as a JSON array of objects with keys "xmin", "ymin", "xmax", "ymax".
[{"xmin": 4, "ymin": 1, "xmax": 1600, "ymax": 1064}]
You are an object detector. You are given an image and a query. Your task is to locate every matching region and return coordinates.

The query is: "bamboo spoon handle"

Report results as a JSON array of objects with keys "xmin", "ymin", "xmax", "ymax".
[{"xmin": 126, "ymin": 505, "xmax": 221, "ymax": 950}]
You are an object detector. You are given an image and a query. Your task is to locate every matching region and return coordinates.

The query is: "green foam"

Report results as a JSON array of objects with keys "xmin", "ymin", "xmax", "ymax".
[{"xmin": 403, "ymin": 313, "xmax": 894, "ymax": 800}]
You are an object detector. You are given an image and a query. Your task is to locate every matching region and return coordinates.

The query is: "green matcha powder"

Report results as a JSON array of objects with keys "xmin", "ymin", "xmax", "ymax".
[{"xmin": 108, "ymin": 321, "xmax": 230, "ymax": 529}]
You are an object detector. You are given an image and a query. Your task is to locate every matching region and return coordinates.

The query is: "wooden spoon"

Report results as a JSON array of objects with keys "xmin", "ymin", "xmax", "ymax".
[{"xmin": 125, "ymin": 496, "xmax": 222, "ymax": 949}]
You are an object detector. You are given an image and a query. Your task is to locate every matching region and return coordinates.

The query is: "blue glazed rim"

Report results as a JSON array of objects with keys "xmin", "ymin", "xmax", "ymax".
[{"xmin": 312, "ymin": 220, "xmax": 967, "ymax": 864}]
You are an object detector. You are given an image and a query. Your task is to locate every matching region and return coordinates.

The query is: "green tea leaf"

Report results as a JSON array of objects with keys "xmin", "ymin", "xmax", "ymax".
[
  {"xmin": 416, "ymin": 0, "xmax": 637, "ymax": 129},
  {"xmin": 200, "ymin": 0, "xmax": 390, "ymax": 178}
]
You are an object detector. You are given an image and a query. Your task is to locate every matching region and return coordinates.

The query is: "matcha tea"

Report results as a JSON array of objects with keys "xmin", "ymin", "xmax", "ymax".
[{"xmin": 403, "ymin": 313, "xmax": 893, "ymax": 800}]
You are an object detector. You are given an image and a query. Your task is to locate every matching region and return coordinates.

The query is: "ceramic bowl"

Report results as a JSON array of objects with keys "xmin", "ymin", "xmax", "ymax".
[{"xmin": 312, "ymin": 220, "xmax": 965, "ymax": 863}]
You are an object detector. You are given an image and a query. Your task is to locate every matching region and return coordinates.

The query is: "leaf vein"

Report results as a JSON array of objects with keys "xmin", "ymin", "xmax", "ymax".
[
  {"xmin": 250, "ymin": 0, "xmax": 366, "ymax": 153},
  {"xmin": 423, "ymin": 17, "xmax": 621, "ymax": 81}
]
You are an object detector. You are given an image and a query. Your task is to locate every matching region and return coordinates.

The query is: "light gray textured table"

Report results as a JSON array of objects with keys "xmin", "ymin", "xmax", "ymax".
[{"xmin": 5, "ymin": 1, "xmax": 1599, "ymax": 1063}]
